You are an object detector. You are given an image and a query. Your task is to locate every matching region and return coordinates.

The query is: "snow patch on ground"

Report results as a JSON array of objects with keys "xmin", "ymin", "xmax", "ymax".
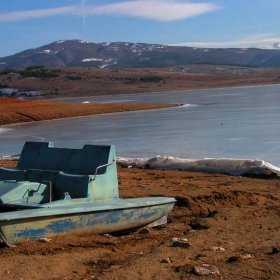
[
  {"xmin": 0, "ymin": 128, "xmax": 11, "ymax": 134},
  {"xmin": 82, "ymin": 58, "xmax": 103, "ymax": 62},
  {"xmin": 117, "ymin": 156, "xmax": 280, "ymax": 176}
]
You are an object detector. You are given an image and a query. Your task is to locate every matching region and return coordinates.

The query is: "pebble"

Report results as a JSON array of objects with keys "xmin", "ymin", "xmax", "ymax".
[
  {"xmin": 239, "ymin": 254, "xmax": 253, "ymax": 260},
  {"xmin": 193, "ymin": 264, "xmax": 220, "ymax": 276},
  {"xmin": 212, "ymin": 246, "xmax": 226, "ymax": 251},
  {"xmin": 228, "ymin": 254, "xmax": 253, "ymax": 262},
  {"xmin": 185, "ymin": 229, "xmax": 196, "ymax": 234},
  {"xmin": 161, "ymin": 258, "xmax": 171, "ymax": 263},
  {"xmin": 132, "ymin": 251, "xmax": 144, "ymax": 255},
  {"xmin": 38, "ymin": 237, "xmax": 52, "ymax": 243},
  {"xmin": 171, "ymin": 237, "xmax": 191, "ymax": 248}
]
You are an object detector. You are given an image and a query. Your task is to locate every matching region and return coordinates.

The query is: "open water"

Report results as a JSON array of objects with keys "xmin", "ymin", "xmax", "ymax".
[{"xmin": 1, "ymin": 84, "xmax": 280, "ymax": 167}]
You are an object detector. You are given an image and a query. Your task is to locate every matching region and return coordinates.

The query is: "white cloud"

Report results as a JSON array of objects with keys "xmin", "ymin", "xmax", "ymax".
[
  {"xmin": 171, "ymin": 34, "xmax": 280, "ymax": 48},
  {"xmin": 0, "ymin": 6, "xmax": 77, "ymax": 22},
  {"xmin": 0, "ymin": 1, "xmax": 220, "ymax": 22},
  {"xmin": 82, "ymin": 0, "xmax": 220, "ymax": 22}
]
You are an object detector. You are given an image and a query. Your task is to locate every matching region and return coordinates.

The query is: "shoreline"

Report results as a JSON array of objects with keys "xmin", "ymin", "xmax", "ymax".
[
  {"xmin": 46, "ymin": 82, "xmax": 280, "ymax": 101},
  {"xmin": 0, "ymin": 103, "xmax": 179, "ymax": 128}
]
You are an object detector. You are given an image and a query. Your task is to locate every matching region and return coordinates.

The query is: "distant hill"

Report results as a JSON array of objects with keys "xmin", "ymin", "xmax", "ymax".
[{"xmin": 1, "ymin": 39, "xmax": 280, "ymax": 70}]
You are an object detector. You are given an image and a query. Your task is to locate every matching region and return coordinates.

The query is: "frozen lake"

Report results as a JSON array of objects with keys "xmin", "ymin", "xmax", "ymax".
[{"xmin": 1, "ymin": 84, "xmax": 280, "ymax": 167}]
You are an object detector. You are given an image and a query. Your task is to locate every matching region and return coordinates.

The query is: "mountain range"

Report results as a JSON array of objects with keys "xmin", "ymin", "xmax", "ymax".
[{"xmin": 1, "ymin": 40, "xmax": 280, "ymax": 70}]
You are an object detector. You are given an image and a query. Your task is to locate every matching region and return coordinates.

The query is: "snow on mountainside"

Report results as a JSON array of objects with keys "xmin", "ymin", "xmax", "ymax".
[
  {"xmin": 257, "ymin": 42, "xmax": 280, "ymax": 50},
  {"xmin": 1, "ymin": 39, "xmax": 280, "ymax": 70}
]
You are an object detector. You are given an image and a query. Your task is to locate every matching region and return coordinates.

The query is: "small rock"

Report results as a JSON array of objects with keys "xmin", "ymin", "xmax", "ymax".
[
  {"xmin": 133, "ymin": 251, "xmax": 144, "ymax": 255},
  {"xmin": 227, "ymin": 254, "xmax": 253, "ymax": 262},
  {"xmin": 212, "ymin": 246, "xmax": 226, "ymax": 251},
  {"xmin": 138, "ymin": 227, "xmax": 151, "ymax": 234},
  {"xmin": 185, "ymin": 229, "xmax": 196, "ymax": 234},
  {"xmin": 38, "ymin": 237, "xmax": 52, "ymax": 243},
  {"xmin": 161, "ymin": 258, "xmax": 171, "ymax": 263},
  {"xmin": 193, "ymin": 264, "xmax": 220, "ymax": 276},
  {"xmin": 171, "ymin": 237, "xmax": 191, "ymax": 248},
  {"xmin": 239, "ymin": 254, "xmax": 253, "ymax": 260}
]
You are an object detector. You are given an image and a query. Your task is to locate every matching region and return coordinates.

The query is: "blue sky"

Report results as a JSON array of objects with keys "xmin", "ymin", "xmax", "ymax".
[{"xmin": 0, "ymin": 0, "xmax": 280, "ymax": 57}]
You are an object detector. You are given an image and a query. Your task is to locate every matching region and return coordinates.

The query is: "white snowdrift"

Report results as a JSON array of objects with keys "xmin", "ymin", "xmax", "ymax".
[
  {"xmin": 117, "ymin": 156, "xmax": 280, "ymax": 176},
  {"xmin": 2, "ymin": 154, "xmax": 280, "ymax": 177}
]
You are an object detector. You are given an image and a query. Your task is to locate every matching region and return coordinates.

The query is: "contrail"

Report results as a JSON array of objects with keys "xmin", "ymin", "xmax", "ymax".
[{"xmin": 82, "ymin": 0, "xmax": 86, "ymax": 34}]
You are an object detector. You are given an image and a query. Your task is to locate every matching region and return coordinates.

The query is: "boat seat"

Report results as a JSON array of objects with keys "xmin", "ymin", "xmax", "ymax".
[
  {"xmin": 0, "ymin": 168, "xmax": 25, "ymax": 181},
  {"xmin": 0, "ymin": 141, "xmax": 119, "ymax": 201},
  {"xmin": 26, "ymin": 169, "xmax": 60, "ymax": 184},
  {"xmin": 17, "ymin": 141, "xmax": 111, "ymax": 175},
  {"xmin": 54, "ymin": 173, "xmax": 90, "ymax": 200}
]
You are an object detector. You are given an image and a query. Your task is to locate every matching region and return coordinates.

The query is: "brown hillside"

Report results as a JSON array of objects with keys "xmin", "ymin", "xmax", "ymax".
[{"xmin": 1, "ymin": 66, "xmax": 280, "ymax": 98}]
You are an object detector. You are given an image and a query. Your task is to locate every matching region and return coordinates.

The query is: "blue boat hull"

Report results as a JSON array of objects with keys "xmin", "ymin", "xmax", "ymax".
[{"xmin": 0, "ymin": 197, "xmax": 175, "ymax": 245}]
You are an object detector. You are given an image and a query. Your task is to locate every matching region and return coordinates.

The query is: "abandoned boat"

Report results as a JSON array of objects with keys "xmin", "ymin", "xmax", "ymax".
[{"xmin": 0, "ymin": 141, "xmax": 175, "ymax": 246}]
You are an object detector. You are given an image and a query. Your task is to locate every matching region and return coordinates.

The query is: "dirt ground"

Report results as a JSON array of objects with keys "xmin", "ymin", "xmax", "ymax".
[{"xmin": 0, "ymin": 161, "xmax": 280, "ymax": 280}]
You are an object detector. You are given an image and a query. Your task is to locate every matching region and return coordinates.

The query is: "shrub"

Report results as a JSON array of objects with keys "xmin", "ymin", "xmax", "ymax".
[
  {"xmin": 66, "ymin": 75, "xmax": 82, "ymax": 80},
  {"xmin": 139, "ymin": 76, "xmax": 163, "ymax": 82}
]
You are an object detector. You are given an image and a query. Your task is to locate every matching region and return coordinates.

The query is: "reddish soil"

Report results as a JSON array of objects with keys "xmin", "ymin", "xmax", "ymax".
[
  {"xmin": 0, "ymin": 161, "xmax": 280, "ymax": 279},
  {"xmin": 0, "ymin": 98, "xmax": 175, "ymax": 126}
]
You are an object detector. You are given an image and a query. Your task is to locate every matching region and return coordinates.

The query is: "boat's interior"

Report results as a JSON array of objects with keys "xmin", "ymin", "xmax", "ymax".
[{"xmin": 0, "ymin": 142, "xmax": 118, "ymax": 209}]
